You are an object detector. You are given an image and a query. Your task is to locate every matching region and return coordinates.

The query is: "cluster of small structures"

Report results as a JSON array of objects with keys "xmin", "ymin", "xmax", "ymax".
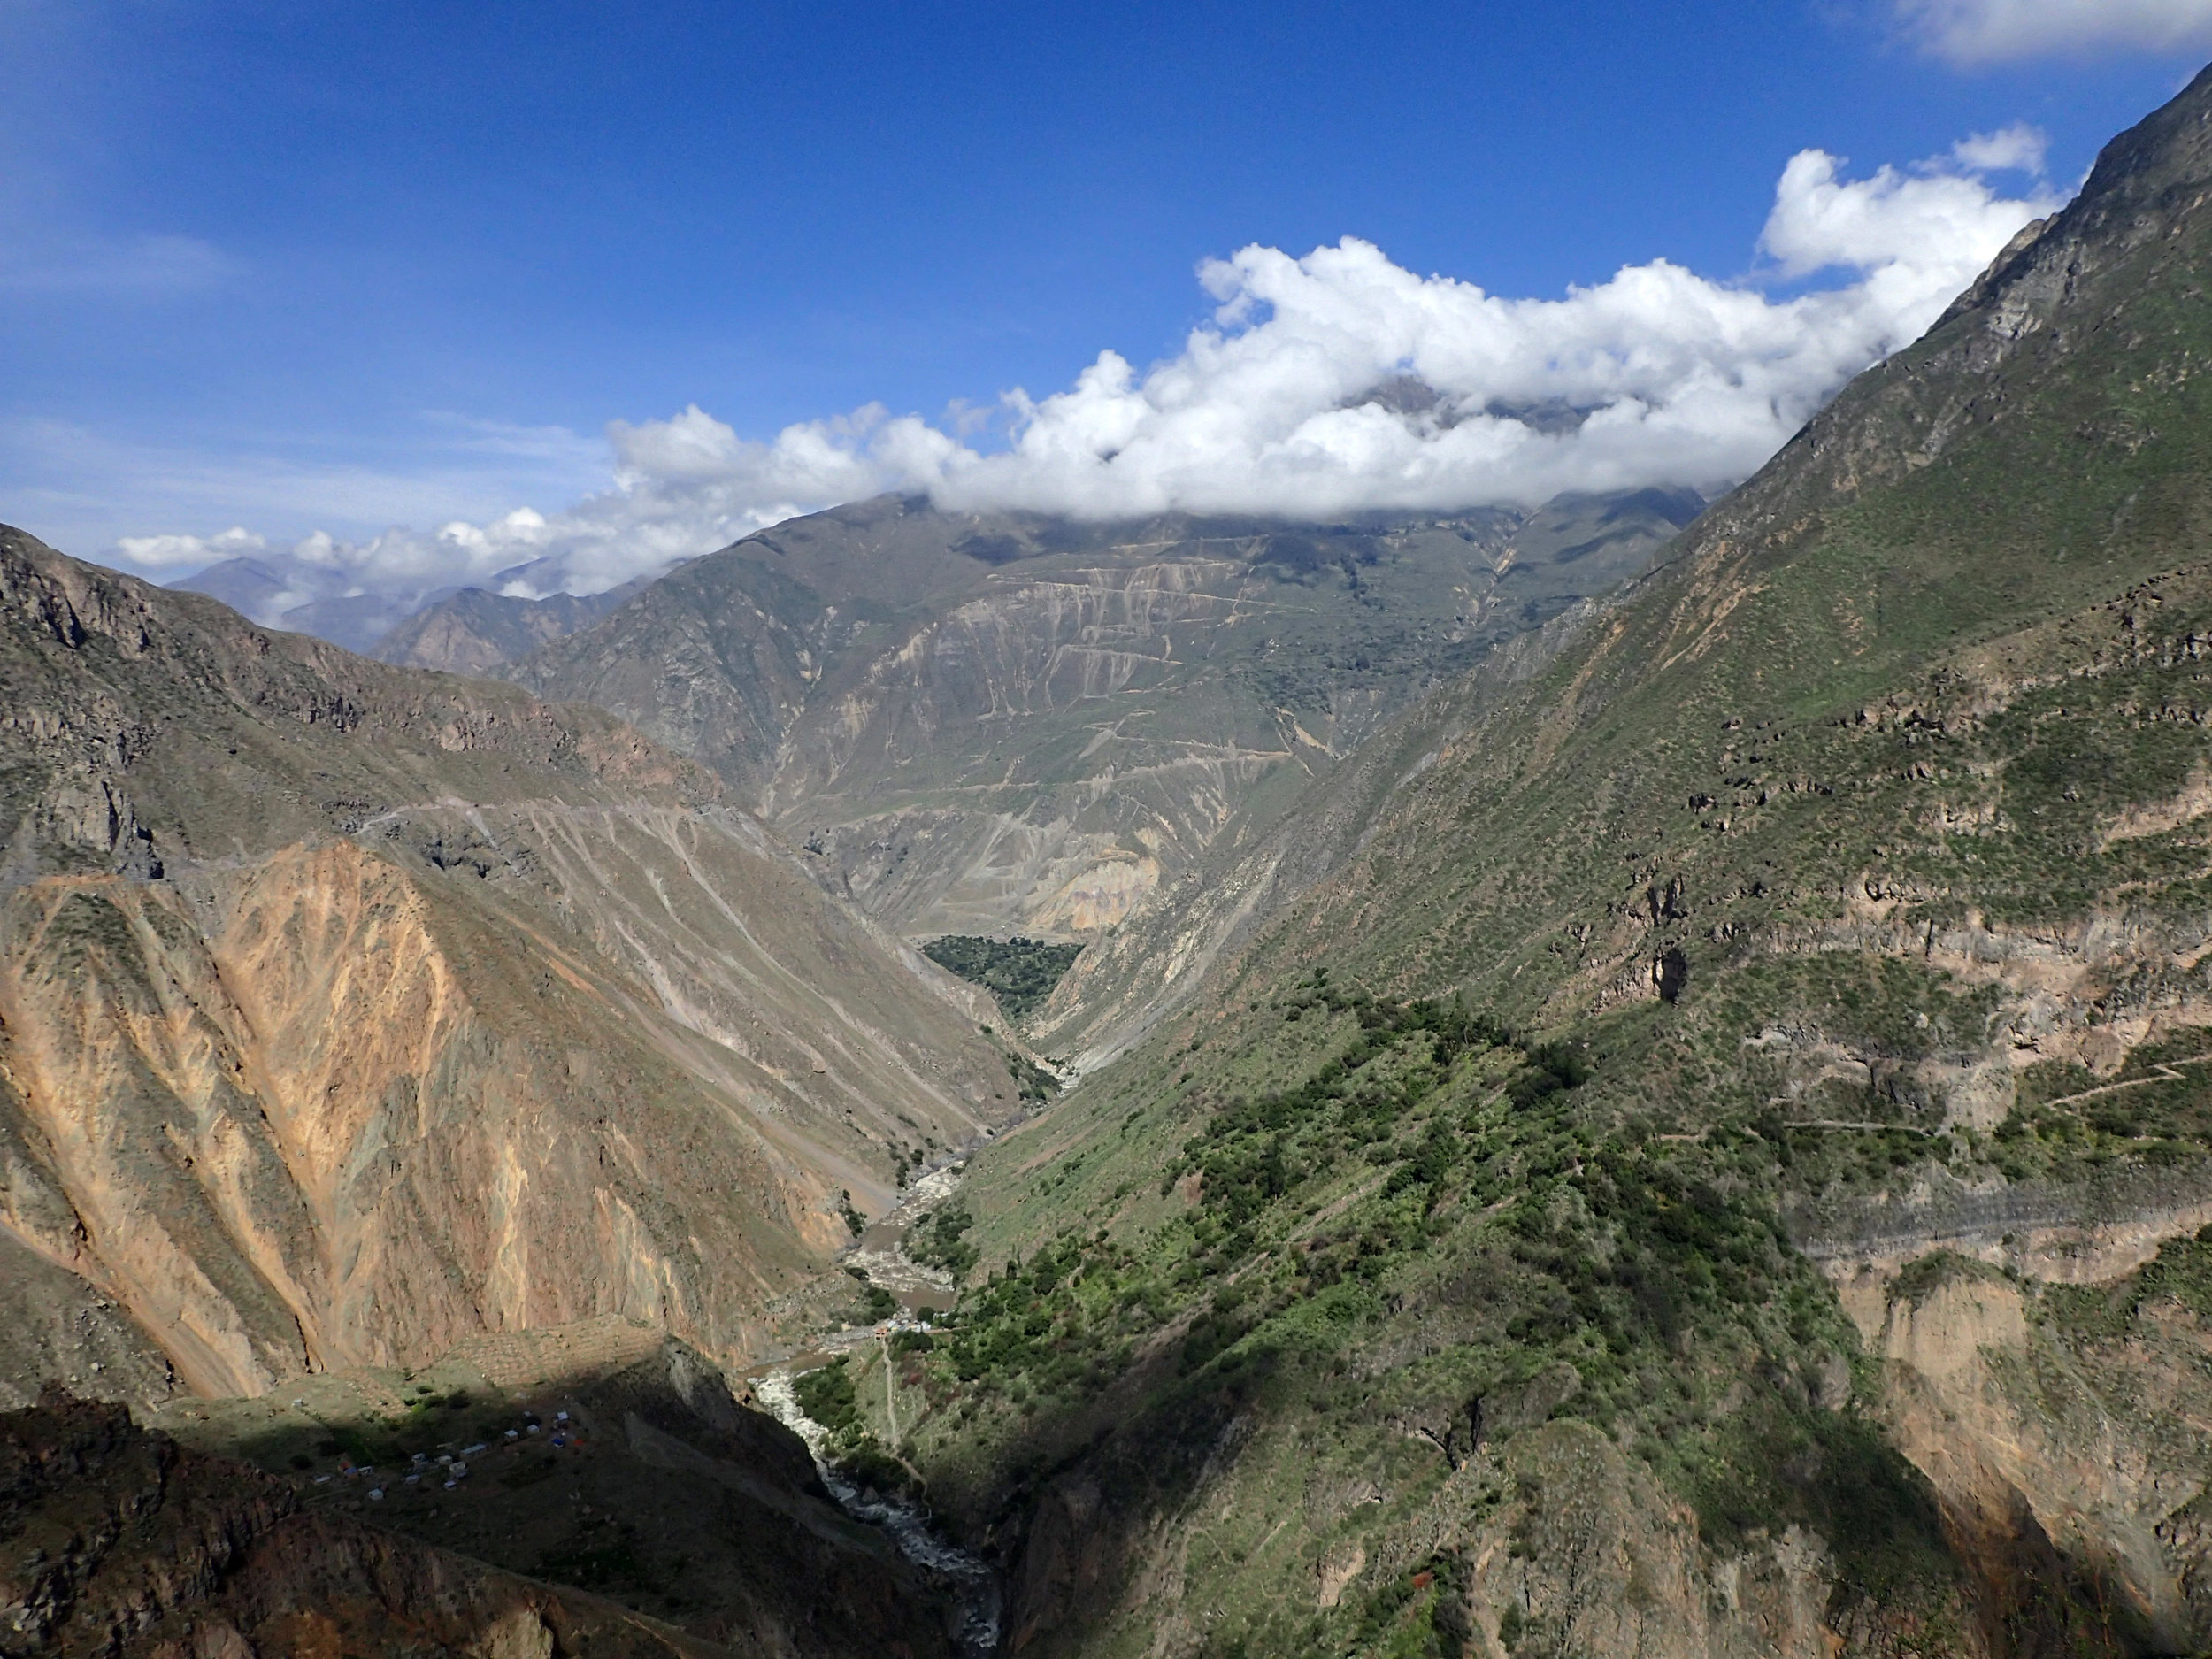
[{"xmin": 307, "ymin": 1406, "xmax": 585, "ymax": 1505}]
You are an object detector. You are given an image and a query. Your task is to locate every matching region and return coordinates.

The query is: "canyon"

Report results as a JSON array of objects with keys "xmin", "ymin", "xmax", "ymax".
[
  {"xmin": 468, "ymin": 488, "xmax": 1701, "ymax": 946},
  {"xmin": 12, "ymin": 58, "xmax": 2212, "ymax": 1659}
]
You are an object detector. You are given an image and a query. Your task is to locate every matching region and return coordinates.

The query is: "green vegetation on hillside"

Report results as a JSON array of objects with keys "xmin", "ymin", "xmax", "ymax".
[
  {"xmin": 907, "ymin": 1203, "xmax": 979, "ymax": 1284},
  {"xmin": 861, "ymin": 77, "xmax": 2212, "ymax": 1656},
  {"xmin": 876, "ymin": 978, "xmax": 1962, "ymax": 1655},
  {"xmin": 793, "ymin": 1357, "xmax": 863, "ymax": 1437},
  {"xmin": 844, "ymin": 1265, "xmax": 897, "ymax": 1322},
  {"xmin": 795, "ymin": 1356, "xmax": 912, "ymax": 1495},
  {"xmin": 2043, "ymin": 1223, "xmax": 2212, "ymax": 1342},
  {"xmin": 923, "ymin": 935, "xmax": 1084, "ymax": 1020}
]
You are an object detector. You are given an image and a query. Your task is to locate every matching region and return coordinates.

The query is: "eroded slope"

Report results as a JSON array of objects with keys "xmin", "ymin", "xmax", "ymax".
[
  {"xmin": 497, "ymin": 492, "xmax": 1699, "ymax": 945},
  {"xmin": 0, "ymin": 530, "xmax": 1016, "ymax": 1403}
]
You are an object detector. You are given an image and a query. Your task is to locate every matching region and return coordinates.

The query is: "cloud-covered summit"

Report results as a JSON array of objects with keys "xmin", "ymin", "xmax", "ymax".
[
  {"xmin": 124, "ymin": 135, "xmax": 2057, "ymax": 604},
  {"xmin": 909, "ymin": 140, "xmax": 2050, "ymax": 525}
]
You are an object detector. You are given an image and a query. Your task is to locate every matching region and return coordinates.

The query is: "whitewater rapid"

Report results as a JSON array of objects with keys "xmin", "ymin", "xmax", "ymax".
[{"xmin": 755, "ymin": 1366, "xmax": 1002, "ymax": 1659}]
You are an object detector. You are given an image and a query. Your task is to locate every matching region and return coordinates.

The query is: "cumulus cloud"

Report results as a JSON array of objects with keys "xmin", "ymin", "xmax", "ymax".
[
  {"xmin": 117, "ymin": 136, "xmax": 2059, "ymax": 602},
  {"xmin": 1951, "ymin": 123, "xmax": 2049, "ymax": 175},
  {"xmin": 243, "ymin": 405, "xmax": 956, "ymax": 602},
  {"xmin": 1893, "ymin": 0, "xmax": 2212, "ymax": 65}
]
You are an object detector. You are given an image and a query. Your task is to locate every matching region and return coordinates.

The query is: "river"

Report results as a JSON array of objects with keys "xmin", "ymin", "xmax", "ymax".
[
  {"xmin": 754, "ymin": 1364, "xmax": 1002, "ymax": 1659},
  {"xmin": 748, "ymin": 1156, "xmax": 1003, "ymax": 1656}
]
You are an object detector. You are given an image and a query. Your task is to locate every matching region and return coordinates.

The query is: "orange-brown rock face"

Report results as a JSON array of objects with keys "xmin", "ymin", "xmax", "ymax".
[
  {"xmin": 0, "ymin": 527, "xmax": 1018, "ymax": 1404},
  {"xmin": 1823, "ymin": 1249, "xmax": 2212, "ymax": 1654}
]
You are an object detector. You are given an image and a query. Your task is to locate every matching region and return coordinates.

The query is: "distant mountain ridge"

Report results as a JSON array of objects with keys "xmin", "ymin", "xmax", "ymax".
[
  {"xmin": 166, "ymin": 549, "xmax": 680, "ymax": 656},
  {"xmin": 166, "ymin": 551, "xmax": 422, "ymax": 651},
  {"xmin": 155, "ymin": 487, "xmax": 1703, "ymax": 959},
  {"xmin": 370, "ymin": 572, "xmax": 657, "ymax": 672},
  {"xmin": 487, "ymin": 488, "xmax": 1701, "ymax": 946}
]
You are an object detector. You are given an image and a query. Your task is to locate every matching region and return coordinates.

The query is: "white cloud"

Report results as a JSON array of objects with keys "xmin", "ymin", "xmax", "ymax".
[
  {"xmin": 1757, "ymin": 149, "xmax": 2045, "ymax": 278},
  {"xmin": 93, "ymin": 136, "xmax": 2059, "ymax": 603},
  {"xmin": 1894, "ymin": 0, "xmax": 2212, "ymax": 65},
  {"xmin": 5, "ymin": 413, "xmax": 611, "ymax": 581},
  {"xmin": 1951, "ymin": 123, "xmax": 2048, "ymax": 175}
]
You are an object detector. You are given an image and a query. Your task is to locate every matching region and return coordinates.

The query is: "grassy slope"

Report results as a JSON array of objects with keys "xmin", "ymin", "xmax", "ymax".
[{"xmin": 846, "ymin": 66, "xmax": 2212, "ymax": 1659}]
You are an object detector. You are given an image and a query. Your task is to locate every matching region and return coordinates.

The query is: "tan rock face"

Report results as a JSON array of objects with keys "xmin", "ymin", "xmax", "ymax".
[
  {"xmin": 1839, "ymin": 1255, "xmax": 2212, "ymax": 1654},
  {"xmin": 0, "ymin": 829, "xmax": 1002, "ymax": 1397},
  {"xmin": 1027, "ymin": 855, "xmax": 1161, "ymax": 936},
  {"xmin": 0, "ymin": 527, "xmax": 1018, "ymax": 1402}
]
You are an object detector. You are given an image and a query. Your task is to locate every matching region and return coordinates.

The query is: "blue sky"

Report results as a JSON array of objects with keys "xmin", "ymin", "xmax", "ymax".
[{"xmin": 4, "ymin": 0, "xmax": 2210, "ymax": 592}]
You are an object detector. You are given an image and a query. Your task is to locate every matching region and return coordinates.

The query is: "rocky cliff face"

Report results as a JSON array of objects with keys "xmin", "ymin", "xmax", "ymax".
[
  {"xmin": 0, "ymin": 529, "xmax": 1017, "ymax": 1404},
  {"xmin": 138, "ymin": 1317, "xmax": 968, "ymax": 1655},
  {"xmin": 1842, "ymin": 1248, "xmax": 2212, "ymax": 1655},
  {"xmin": 495, "ymin": 491, "xmax": 1699, "ymax": 949},
  {"xmin": 3, "ymin": 1367, "xmax": 963, "ymax": 1658}
]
